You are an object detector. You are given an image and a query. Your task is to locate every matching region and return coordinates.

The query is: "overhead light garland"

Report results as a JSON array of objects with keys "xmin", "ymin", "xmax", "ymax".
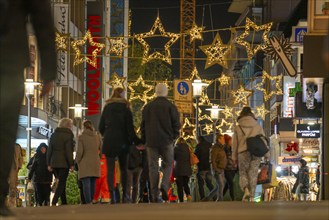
[
  {"xmin": 254, "ymin": 70, "xmax": 283, "ymax": 101},
  {"xmin": 235, "ymin": 17, "xmax": 273, "ymax": 60},
  {"xmin": 199, "ymin": 33, "xmax": 230, "ymax": 69},
  {"xmin": 55, "ymin": 32, "xmax": 70, "ymax": 51},
  {"xmin": 71, "ymin": 30, "xmax": 105, "ymax": 68},
  {"xmin": 231, "ymin": 85, "xmax": 253, "ymax": 106},
  {"xmin": 255, "ymin": 104, "xmax": 270, "ymax": 120},
  {"xmin": 217, "ymin": 73, "xmax": 231, "ymax": 86},
  {"xmin": 188, "ymin": 24, "xmax": 204, "ymax": 43},
  {"xmin": 106, "ymin": 72, "xmax": 126, "ymax": 89},
  {"xmin": 106, "ymin": 37, "xmax": 129, "ymax": 57},
  {"xmin": 221, "ymin": 105, "xmax": 234, "ymax": 119},
  {"xmin": 134, "ymin": 16, "xmax": 180, "ymax": 65},
  {"xmin": 128, "ymin": 75, "xmax": 155, "ymax": 106}
]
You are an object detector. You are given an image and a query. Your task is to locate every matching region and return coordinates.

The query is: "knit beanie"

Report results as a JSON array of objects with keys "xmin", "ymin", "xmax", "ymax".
[{"xmin": 155, "ymin": 83, "xmax": 168, "ymax": 97}]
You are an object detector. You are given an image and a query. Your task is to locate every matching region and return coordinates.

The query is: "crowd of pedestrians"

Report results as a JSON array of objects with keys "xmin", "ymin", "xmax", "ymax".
[{"xmin": 21, "ymin": 86, "xmax": 268, "ymax": 207}]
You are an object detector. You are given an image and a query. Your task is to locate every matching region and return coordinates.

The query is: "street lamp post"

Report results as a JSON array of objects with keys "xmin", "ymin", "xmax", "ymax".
[
  {"xmin": 69, "ymin": 104, "xmax": 87, "ymax": 141},
  {"xmin": 24, "ymin": 79, "xmax": 40, "ymax": 162},
  {"xmin": 192, "ymin": 79, "xmax": 208, "ymax": 138},
  {"xmin": 206, "ymin": 105, "xmax": 223, "ymax": 144}
]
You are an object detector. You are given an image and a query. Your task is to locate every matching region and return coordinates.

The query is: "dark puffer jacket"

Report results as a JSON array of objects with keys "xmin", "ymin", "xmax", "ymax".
[
  {"xmin": 47, "ymin": 127, "xmax": 74, "ymax": 168},
  {"xmin": 99, "ymin": 98, "xmax": 141, "ymax": 158},
  {"xmin": 174, "ymin": 143, "xmax": 192, "ymax": 177},
  {"xmin": 224, "ymin": 145, "xmax": 236, "ymax": 171},
  {"xmin": 29, "ymin": 144, "xmax": 52, "ymax": 183}
]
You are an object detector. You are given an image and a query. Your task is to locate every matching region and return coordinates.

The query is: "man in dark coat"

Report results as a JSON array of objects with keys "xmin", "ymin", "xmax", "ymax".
[
  {"xmin": 141, "ymin": 83, "xmax": 180, "ymax": 203},
  {"xmin": 195, "ymin": 136, "xmax": 214, "ymax": 200},
  {"xmin": 0, "ymin": 0, "xmax": 56, "ymax": 216}
]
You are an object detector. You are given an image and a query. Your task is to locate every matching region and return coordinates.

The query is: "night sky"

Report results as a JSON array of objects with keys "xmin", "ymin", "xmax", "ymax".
[{"xmin": 129, "ymin": 0, "xmax": 240, "ymax": 79}]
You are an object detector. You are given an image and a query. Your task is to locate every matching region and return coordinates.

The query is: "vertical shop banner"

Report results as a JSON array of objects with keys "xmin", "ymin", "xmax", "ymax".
[
  {"xmin": 86, "ymin": 1, "xmax": 103, "ymax": 128},
  {"xmin": 53, "ymin": 3, "xmax": 69, "ymax": 86},
  {"xmin": 110, "ymin": 0, "xmax": 125, "ymax": 79},
  {"xmin": 282, "ymin": 76, "xmax": 295, "ymax": 117}
]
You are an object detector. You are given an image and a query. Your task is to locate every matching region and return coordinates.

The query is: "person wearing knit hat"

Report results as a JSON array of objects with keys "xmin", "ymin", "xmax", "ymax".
[
  {"xmin": 155, "ymin": 83, "xmax": 168, "ymax": 97},
  {"xmin": 141, "ymin": 83, "xmax": 180, "ymax": 203}
]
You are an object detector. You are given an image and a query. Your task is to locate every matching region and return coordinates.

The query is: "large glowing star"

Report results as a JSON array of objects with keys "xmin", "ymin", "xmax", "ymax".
[
  {"xmin": 254, "ymin": 70, "xmax": 283, "ymax": 101},
  {"xmin": 199, "ymin": 33, "xmax": 230, "ymax": 69},
  {"xmin": 106, "ymin": 72, "xmax": 126, "ymax": 89},
  {"xmin": 231, "ymin": 85, "xmax": 252, "ymax": 106},
  {"xmin": 134, "ymin": 16, "xmax": 180, "ymax": 65}
]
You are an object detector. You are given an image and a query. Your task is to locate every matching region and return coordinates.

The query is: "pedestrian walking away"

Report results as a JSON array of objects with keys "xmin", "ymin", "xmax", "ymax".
[{"xmin": 0, "ymin": 0, "xmax": 56, "ymax": 216}]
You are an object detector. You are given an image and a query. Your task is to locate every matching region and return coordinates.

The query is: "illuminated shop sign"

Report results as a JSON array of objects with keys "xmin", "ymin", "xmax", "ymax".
[{"xmin": 296, "ymin": 124, "xmax": 321, "ymax": 138}]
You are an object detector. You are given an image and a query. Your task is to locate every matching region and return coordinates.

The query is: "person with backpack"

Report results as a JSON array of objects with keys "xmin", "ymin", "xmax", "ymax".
[
  {"xmin": 232, "ymin": 106, "xmax": 269, "ymax": 202},
  {"xmin": 202, "ymin": 134, "xmax": 227, "ymax": 202}
]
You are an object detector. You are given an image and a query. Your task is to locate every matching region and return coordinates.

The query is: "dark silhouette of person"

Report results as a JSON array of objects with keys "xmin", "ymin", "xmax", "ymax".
[{"xmin": 0, "ymin": 0, "xmax": 56, "ymax": 216}]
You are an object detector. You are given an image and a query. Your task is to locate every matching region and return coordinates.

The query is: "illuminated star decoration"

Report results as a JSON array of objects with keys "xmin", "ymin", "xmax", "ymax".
[
  {"xmin": 231, "ymin": 85, "xmax": 253, "ymax": 106},
  {"xmin": 199, "ymin": 33, "xmax": 230, "ymax": 69},
  {"xmin": 128, "ymin": 75, "xmax": 155, "ymax": 106},
  {"xmin": 235, "ymin": 109, "xmax": 242, "ymax": 119},
  {"xmin": 202, "ymin": 123, "xmax": 214, "ymax": 135},
  {"xmin": 254, "ymin": 70, "xmax": 283, "ymax": 101},
  {"xmin": 199, "ymin": 113, "xmax": 214, "ymax": 123},
  {"xmin": 186, "ymin": 67, "xmax": 212, "ymax": 86},
  {"xmin": 216, "ymin": 119, "xmax": 233, "ymax": 132},
  {"xmin": 107, "ymin": 37, "xmax": 129, "ymax": 57},
  {"xmin": 221, "ymin": 105, "xmax": 234, "ymax": 119},
  {"xmin": 55, "ymin": 32, "xmax": 70, "ymax": 51},
  {"xmin": 106, "ymin": 72, "xmax": 126, "ymax": 89},
  {"xmin": 264, "ymin": 34, "xmax": 295, "ymax": 62},
  {"xmin": 134, "ymin": 16, "xmax": 180, "ymax": 65},
  {"xmin": 199, "ymin": 92, "xmax": 212, "ymax": 106},
  {"xmin": 182, "ymin": 118, "xmax": 196, "ymax": 140},
  {"xmin": 236, "ymin": 17, "xmax": 273, "ymax": 60},
  {"xmin": 255, "ymin": 104, "xmax": 270, "ymax": 120},
  {"xmin": 217, "ymin": 73, "xmax": 231, "ymax": 86},
  {"xmin": 71, "ymin": 30, "xmax": 105, "ymax": 68},
  {"xmin": 188, "ymin": 24, "xmax": 204, "ymax": 42}
]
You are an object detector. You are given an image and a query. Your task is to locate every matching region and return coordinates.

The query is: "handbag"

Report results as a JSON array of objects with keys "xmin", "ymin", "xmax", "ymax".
[
  {"xmin": 239, "ymin": 125, "xmax": 269, "ymax": 157},
  {"xmin": 189, "ymin": 147, "xmax": 199, "ymax": 166},
  {"xmin": 27, "ymin": 181, "xmax": 34, "ymax": 193},
  {"xmin": 257, "ymin": 162, "xmax": 272, "ymax": 185},
  {"xmin": 51, "ymin": 178, "xmax": 59, "ymax": 193}
]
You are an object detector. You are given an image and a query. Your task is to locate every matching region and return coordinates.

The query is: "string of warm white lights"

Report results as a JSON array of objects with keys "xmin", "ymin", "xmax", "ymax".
[{"xmin": 254, "ymin": 70, "xmax": 283, "ymax": 101}]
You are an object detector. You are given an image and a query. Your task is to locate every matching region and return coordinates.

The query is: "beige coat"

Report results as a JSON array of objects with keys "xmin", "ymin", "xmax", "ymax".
[
  {"xmin": 232, "ymin": 116, "xmax": 265, "ymax": 161},
  {"xmin": 76, "ymin": 129, "xmax": 102, "ymax": 179}
]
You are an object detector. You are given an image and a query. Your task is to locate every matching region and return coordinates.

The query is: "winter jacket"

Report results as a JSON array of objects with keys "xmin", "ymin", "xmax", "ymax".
[
  {"xmin": 141, "ymin": 97, "xmax": 180, "ymax": 148},
  {"xmin": 127, "ymin": 145, "xmax": 144, "ymax": 170},
  {"xmin": 174, "ymin": 143, "xmax": 192, "ymax": 177},
  {"xmin": 47, "ymin": 127, "xmax": 74, "ymax": 168},
  {"xmin": 99, "ymin": 98, "xmax": 141, "ymax": 158},
  {"xmin": 210, "ymin": 143, "xmax": 227, "ymax": 174},
  {"xmin": 232, "ymin": 116, "xmax": 266, "ymax": 161},
  {"xmin": 194, "ymin": 139, "xmax": 212, "ymax": 172},
  {"xmin": 293, "ymin": 165, "xmax": 309, "ymax": 194},
  {"xmin": 76, "ymin": 129, "xmax": 102, "ymax": 179},
  {"xmin": 28, "ymin": 152, "xmax": 52, "ymax": 183},
  {"xmin": 224, "ymin": 145, "xmax": 236, "ymax": 171}
]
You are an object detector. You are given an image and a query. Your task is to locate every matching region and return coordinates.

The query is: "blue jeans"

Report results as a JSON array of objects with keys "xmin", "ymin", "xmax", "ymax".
[
  {"xmin": 197, "ymin": 171, "xmax": 214, "ymax": 200},
  {"xmin": 206, "ymin": 172, "xmax": 225, "ymax": 201},
  {"xmin": 81, "ymin": 177, "xmax": 96, "ymax": 204}
]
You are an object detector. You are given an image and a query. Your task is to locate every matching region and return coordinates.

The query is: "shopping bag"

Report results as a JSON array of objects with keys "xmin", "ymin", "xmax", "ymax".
[
  {"xmin": 27, "ymin": 181, "xmax": 34, "ymax": 193},
  {"xmin": 262, "ymin": 164, "xmax": 278, "ymax": 188},
  {"xmin": 257, "ymin": 162, "xmax": 272, "ymax": 184}
]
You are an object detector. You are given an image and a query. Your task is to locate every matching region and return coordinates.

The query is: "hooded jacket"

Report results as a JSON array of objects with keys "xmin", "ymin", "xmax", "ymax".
[
  {"xmin": 47, "ymin": 127, "xmax": 74, "ymax": 168},
  {"xmin": 232, "ymin": 115, "xmax": 265, "ymax": 161},
  {"xmin": 141, "ymin": 97, "xmax": 180, "ymax": 148},
  {"xmin": 99, "ymin": 97, "xmax": 141, "ymax": 158},
  {"xmin": 28, "ymin": 143, "xmax": 53, "ymax": 183},
  {"xmin": 76, "ymin": 129, "xmax": 102, "ymax": 179}
]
